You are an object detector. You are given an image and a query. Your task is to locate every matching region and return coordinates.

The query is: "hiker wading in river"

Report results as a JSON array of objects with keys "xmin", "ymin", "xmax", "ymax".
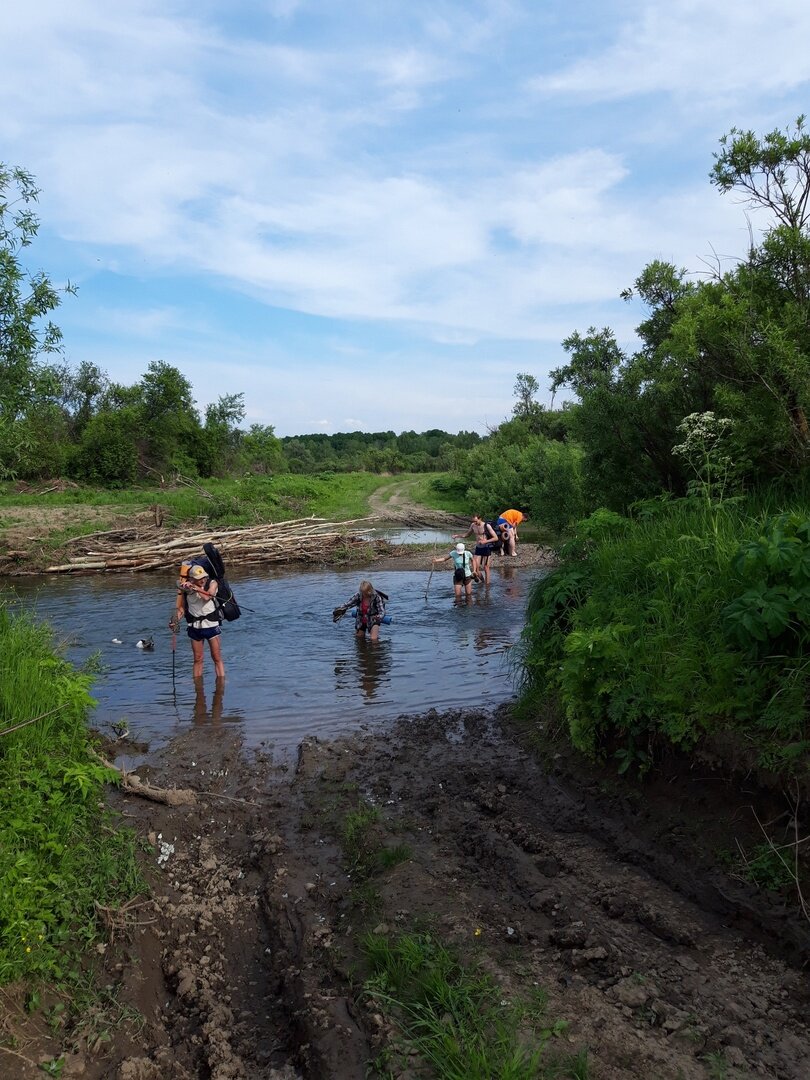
[
  {"xmin": 170, "ymin": 563, "xmax": 226, "ymax": 680},
  {"xmin": 433, "ymin": 543, "xmax": 475, "ymax": 602},
  {"xmin": 333, "ymin": 580, "xmax": 388, "ymax": 641}
]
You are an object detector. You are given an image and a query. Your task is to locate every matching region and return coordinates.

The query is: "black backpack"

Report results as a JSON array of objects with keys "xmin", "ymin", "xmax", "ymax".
[{"xmin": 186, "ymin": 543, "xmax": 241, "ymax": 622}]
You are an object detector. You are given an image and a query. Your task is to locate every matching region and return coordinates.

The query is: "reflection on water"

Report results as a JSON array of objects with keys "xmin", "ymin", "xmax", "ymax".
[
  {"xmin": 364, "ymin": 525, "xmax": 454, "ymax": 546},
  {"xmin": 4, "ymin": 564, "xmax": 546, "ymax": 751},
  {"xmin": 334, "ymin": 638, "xmax": 393, "ymax": 701},
  {"xmin": 192, "ymin": 677, "xmax": 230, "ymax": 725}
]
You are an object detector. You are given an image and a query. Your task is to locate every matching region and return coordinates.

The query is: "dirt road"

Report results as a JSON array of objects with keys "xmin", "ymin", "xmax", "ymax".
[
  {"xmin": 366, "ymin": 478, "xmax": 466, "ymax": 528},
  {"xmin": 9, "ymin": 702, "xmax": 809, "ymax": 1080}
]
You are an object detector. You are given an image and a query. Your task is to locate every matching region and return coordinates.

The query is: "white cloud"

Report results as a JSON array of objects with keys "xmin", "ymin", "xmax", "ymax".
[
  {"xmin": 528, "ymin": 0, "xmax": 810, "ymax": 104},
  {"xmin": 3, "ymin": 0, "xmax": 810, "ymax": 432}
]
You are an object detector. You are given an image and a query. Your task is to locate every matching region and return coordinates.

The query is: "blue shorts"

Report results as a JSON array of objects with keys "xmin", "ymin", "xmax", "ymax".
[
  {"xmin": 187, "ymin": 624, "xmax": 222, "ymax": 641},
  {"xmin": 474, "ymin": 544, "xmax": 490, "ymax": 558}
]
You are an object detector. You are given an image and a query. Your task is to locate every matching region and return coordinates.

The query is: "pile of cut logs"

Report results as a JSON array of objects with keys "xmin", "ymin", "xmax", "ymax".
[{"xmin": 45, "ymin": 517, "xmax": 379, "ymax": 574}]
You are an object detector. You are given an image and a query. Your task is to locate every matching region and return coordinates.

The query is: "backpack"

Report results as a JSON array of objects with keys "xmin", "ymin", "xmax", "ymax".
[{"xmin": 180, "ymin": 543, "xmax": 241, "ymax": 623}]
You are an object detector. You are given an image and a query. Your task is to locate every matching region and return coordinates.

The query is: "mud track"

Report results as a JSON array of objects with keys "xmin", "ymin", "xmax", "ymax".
[
  {"xmin": 366, "ymin": 478, "xmax": 467, "ymax": 529},
  {"xmin": 16, "ymin": 705, "xmax": 808, "ymax": 1080}
]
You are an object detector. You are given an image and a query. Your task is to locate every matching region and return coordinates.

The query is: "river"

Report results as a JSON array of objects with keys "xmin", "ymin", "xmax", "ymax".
[{"xmin": 5, "ymin": 560, "xmax": 543, "ymax": 753}]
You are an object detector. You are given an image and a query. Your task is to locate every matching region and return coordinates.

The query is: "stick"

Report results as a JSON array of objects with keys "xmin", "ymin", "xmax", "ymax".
[
  {"xmin": 424, "ymin": 532, "xmax": 443, "ymax": 600},
  {"xmin": 93, "ymin": 749, "xmax": 197, "ymax": 807}
]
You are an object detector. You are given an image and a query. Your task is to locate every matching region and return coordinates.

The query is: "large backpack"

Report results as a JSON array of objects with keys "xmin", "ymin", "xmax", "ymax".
[
  {"xmin": 487, "ymin": 520, "xmax": 504, "ymax": 552},
  {"xmin": 180, "ymin": 543, "xmax": 241, "ymax": 622}
]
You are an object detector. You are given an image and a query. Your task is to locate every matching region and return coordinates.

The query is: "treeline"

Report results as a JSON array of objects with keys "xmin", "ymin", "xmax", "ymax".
[
  {"xmin": 490, "ymin": 118, "xmax": 810, "ymax": 784},
  {"xmin": 0, "ymin": 344, "xmax": 481, "ymax": 485},
  {"xmin": 0, "ymin": 165, "xmax": 484, "ymax": 484},
  {"xmin": 280, "ymin": 428, "xmax": 481, "ymax": 474}
]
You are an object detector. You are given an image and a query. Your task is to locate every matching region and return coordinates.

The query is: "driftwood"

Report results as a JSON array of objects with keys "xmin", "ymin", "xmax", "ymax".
[
  {"xmin": 94, "ymin": 750, "xmax": 197, "ymax": 806},
  {"xmin": 121, "ymin": 773, "xmax": 197, "ymax": 807},
  {"xmin": 46, "ymin": 516, "xmax": 381, "ymax": 574}
]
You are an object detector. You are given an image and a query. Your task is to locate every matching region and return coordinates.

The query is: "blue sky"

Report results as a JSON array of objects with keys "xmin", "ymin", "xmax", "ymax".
[{"xmin": 3, "ymin": 1, "xmax": 809, "ymax": 436}]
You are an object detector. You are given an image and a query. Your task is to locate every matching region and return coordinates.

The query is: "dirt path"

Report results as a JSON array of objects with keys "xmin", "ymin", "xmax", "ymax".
[
  {"xmin": 366, "ymin": 478, "xmax": 466, "ymax": 528},
  {"xmin": 9, "ymin": 705, "xmax": 809, "ymax": 1080}
]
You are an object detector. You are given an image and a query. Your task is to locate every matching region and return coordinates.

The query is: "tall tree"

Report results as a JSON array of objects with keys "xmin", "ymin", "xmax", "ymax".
[{"xmin": 0, "ymin": 164, "xmax": 74, "ymax": 477}]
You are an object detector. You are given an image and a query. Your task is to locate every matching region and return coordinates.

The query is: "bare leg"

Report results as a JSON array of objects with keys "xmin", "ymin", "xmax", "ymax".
[
  {"xmin": 369, "ymin": 624, "xmax": 380, "ymax": 641},
  {"xmin": 464, "ymin": 578, "xmax": 473, "ymax": 600},
  {"xmin": 453, "ymin": 582, "xmax": 462, "ymax": 602},
  {"xmin": 191, "ymin": 638, "xmax": 205, "ymax": 679},
  {"xmin": 208, "ymin": 635, "xmax": 225, "ymax": 679}
]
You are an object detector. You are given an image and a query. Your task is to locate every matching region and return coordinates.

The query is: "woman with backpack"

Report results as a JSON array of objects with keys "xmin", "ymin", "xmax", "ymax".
[
  {"xmin": 433, "ymin": 542, "xmax": 475, "ymax": 602},
  {"xmin": 170, "ymin": 563, "xmax": 226, "ymax": 680},
  {"xmin": 333, "ymin": 580, "xmax": 389, "ymax": 641}
]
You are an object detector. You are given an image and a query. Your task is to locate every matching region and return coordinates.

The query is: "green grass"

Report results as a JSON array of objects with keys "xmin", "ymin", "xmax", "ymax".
[
  {"xmin": 362, "ymin": 931, "xmax": 588, "ymax": 1079},
  {"xmin": 405, "ymin": 473, "xmax": 470, "ymax": 516},
  {"xmin": 0, "ymin": 603, "xmax": 144, "ymax": 986},
  {"xmin": 0, "ymin": 471, "xmax": 466, "ymax": 544},
  {"xmin": 341, "ymin": 802, "xmax": 413, "ymax": 883}
]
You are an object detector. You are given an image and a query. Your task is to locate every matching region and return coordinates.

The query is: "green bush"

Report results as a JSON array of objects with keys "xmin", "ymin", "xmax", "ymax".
[
  {"xmin": 0, "ymin": 604, "xmax": 142, "ymax": 985},
  {"xmin": 518, "ymin": 499, "xmax": 810, "ymax": 775}
]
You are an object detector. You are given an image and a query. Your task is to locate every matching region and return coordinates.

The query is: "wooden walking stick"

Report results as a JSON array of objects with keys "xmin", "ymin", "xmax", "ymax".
[
  {"xmin": 170, "ymin": 617, "xmax": 178, "ymax": 697},
  {"xmin": 424, "ymin": 535, "xmax": 441, "ymax": 600}
]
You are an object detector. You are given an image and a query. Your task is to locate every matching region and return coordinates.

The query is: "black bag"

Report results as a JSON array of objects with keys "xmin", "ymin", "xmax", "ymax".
[{"xmin": 201, "ymin": 542, "xmax": 241, "ymax": 622}]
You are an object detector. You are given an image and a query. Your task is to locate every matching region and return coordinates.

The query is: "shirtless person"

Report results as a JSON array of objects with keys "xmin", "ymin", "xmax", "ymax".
[{"xmin": 453, "ymin": 514, "xmax": 498, "ymax": 583}]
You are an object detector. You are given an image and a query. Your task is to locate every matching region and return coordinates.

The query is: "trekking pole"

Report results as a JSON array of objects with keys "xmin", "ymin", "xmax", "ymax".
[
  {"xmin": 170, "ymin": 621, "xmax": 177, "ymax": 698},
  {"xmin": 424, "ymin": 534, "xmax": 440, "ymax": 600}
]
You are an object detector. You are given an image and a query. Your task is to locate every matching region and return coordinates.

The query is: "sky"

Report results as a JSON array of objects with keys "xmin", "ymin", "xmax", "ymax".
[{"xmin": 3, "ymin": 1, "xmax": 809, "ymax": 436}]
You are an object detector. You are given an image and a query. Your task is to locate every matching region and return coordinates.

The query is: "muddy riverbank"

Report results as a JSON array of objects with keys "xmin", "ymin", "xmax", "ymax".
[{"xmin": 5, "ymin": 702, "xmax": 810, "ymax": 1080}]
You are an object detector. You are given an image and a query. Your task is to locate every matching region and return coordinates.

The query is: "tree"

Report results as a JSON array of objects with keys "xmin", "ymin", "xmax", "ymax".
[
  {"xmin": 204, "ymin": 392, "xmax": 246, "ymax": 474},
  {"xmin": 711, "ymin": 116, "xmax": 810, "ymax": 232},
  {"xmin": 0, "ymin": 164, "xmax": 75, "ymax": 477},
  {"xmin": 512, "ymin": 372, "xmax": 540, "ymax": 418},
  {"xmin": 134, "ymin": 361, "xmax": 204, "ymax": 473},
  {"xmin": 61, "ymin": 360, "xmax": 108, "ymax": 434},
  {"xmin": 709, "ymin": 119, "xmax": 810, "ymax": 455}
]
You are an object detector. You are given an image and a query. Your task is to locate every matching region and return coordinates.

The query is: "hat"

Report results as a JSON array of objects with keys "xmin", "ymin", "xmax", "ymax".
[
  {"xmin": 189, "ymin": 564, "xmax": 209, "ymax": 580},
  {"xmin": 455, "ymin": 543, "xmax": 465, "ymax": 553}
]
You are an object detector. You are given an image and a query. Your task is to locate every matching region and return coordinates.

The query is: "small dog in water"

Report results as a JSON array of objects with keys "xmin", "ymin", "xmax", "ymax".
[{"xmin": 136, "ymin": 637, "xmax": 155, "ymax": 650}]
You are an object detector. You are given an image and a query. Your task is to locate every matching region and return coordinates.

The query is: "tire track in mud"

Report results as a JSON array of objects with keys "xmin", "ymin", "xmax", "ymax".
[
  {"xmin": 75, "ymin": 709, "xmax": 810, "ymax": 1079},
  {"xmin": 287, "ymin": 709, "xmax": 810, "ymax": 1079},
  {"xmin": 366, "ymin": 478, "xmax": 466, "ymax": 528}
]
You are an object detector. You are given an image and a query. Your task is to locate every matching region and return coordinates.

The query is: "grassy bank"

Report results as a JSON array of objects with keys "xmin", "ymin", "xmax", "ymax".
[
  {"xmin": 0, "ymin": 604, "xmax": 142, "ymax": 990},
  {"xmin": 518, "ymin": 493, "xmax": 810, "ymax": 779},
  {"xmin": 0, "ymin": 471, "xmax": 465, "ymax": 547}
]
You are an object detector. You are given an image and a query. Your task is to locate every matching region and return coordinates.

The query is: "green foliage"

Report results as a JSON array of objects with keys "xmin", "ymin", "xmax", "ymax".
[
  {"xmin": 518, "ymin": 497, "xmax": 810, "ymax": 772},
  {"xmin": 73, "ymin": 408, "xmax": 140, "ymax": 484},
  {"xmin": 454, "ymin": 427, "xmax": 583, "ymax": 535},
  {"xmin": 711, "ymin": 115, "xmax": 810, "ymax": 231},
  {"xmin": 0, "ymin": 604, "xmax": 143, "ymax": 986},
  {"xmin": 363, "ymin": 931, "xmax": 586, "ymax": 1079},
  {"xmin": 0, "ymin": 164, "xmax": 75, "ymax": 480},
  {"xmin": 278, "ymin": 428, "xmax": 480, "ymax": 475}
]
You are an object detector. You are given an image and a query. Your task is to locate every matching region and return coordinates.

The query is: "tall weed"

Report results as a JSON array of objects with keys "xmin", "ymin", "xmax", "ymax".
[
  {"xmin": 0, "ymin": 604, "xmax": 142, "ymax": 985},
  {"xmin": 518, "ymin": 496, "xmax": 810, "ymax": 775}
]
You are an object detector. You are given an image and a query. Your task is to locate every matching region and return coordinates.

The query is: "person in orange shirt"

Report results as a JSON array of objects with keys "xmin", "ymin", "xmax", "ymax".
[{"xmin": 497, "ymin": 509, "xmax": 528, "ymax": 556}]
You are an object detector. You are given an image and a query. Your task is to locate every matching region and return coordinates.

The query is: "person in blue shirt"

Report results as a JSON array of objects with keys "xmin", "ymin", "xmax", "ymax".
[{"xmin": 433, "ymin": 543, "xmax": 475, "ymax": 602}]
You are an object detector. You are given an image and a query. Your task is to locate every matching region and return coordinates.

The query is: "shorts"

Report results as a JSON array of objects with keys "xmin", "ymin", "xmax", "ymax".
[
  {"xmin": 453, "ymin": 568, "xmax": 472, "ymax": 584},
  {"xmin": 187, "ymin": 624, "xmax": 222, "ymax": 641},
  {"xmin": 474, "ymin": 544, "xmax": 490, "ymax": 558}
]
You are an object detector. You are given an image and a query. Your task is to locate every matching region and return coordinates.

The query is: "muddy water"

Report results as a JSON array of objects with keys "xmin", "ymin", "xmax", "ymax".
[{"xmin": 7, "ymin": 563, "xmax": 542, "ymax": 752}]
